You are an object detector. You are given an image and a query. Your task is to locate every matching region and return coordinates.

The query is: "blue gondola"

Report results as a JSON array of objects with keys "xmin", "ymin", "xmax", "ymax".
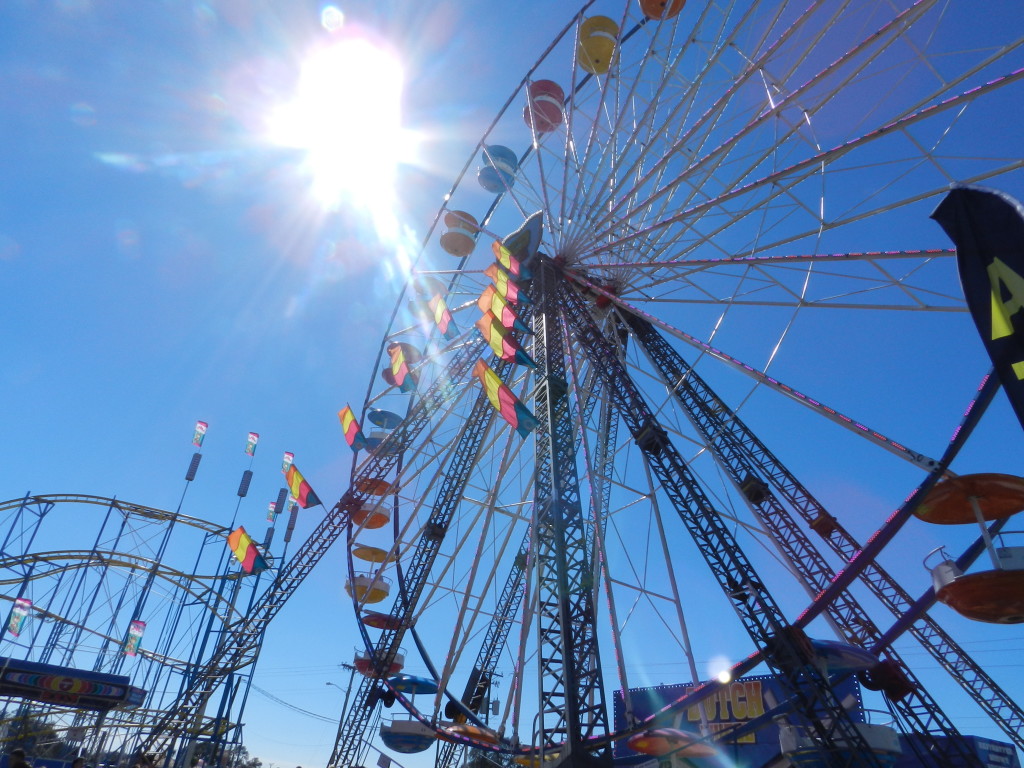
[
  {"xmin": 368, "ymin": 409, "xmax": 404, "ymax": 429},
  {"xmin": 380, "ymin": 719, "xmax": 437, "ymax": 754},
  {"xmin": 809, "ymin": 638, "xmax": 877, "ymax": 673},
  {"xmin": 478, "ymin": 145, "xmax": 519, "ymax": 193},
  {"xmin": 388, "ymin": 673, "xmax": 439, "ymax": 695}
]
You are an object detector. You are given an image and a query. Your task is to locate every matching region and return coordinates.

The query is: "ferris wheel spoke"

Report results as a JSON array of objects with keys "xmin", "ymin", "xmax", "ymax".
[
  {"xmin": 573, "ymin": 0, "xmax": 848, "ymax": 249},
  {"xmin": 588, "ymin": 67, "xmax": 1024, "ymax": 260}
]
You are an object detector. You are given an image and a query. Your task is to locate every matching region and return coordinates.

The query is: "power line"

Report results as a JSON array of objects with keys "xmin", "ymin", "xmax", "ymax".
[{"xmin": 250, "ymin": 684, "xmax": 337, "ymax": 724}]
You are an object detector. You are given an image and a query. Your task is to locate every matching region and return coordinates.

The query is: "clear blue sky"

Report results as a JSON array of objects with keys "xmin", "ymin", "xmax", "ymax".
[{"xmin": 2, "ymin": 2, "xmax": 1023, "ymax": 768}]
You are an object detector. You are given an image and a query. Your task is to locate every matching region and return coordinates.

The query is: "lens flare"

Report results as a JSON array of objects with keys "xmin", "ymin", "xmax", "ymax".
[
  {"xmin": 266, "ymin": 36, "xmax": 417, "ymax": 221},
  {"xmin": 707, "ymin": 655, "xmax": 732, "ymax": 683}
]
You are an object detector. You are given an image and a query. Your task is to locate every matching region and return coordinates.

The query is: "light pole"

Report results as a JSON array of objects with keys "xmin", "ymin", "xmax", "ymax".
[{"xmin": 326, "ymin": 663, "xmax": 357, "ymax": 728}]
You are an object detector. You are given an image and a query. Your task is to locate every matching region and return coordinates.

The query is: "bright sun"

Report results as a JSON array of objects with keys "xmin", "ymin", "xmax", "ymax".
[{"xmin": 267, "ymin": 36, "xmax": 414, "ymax": 216}]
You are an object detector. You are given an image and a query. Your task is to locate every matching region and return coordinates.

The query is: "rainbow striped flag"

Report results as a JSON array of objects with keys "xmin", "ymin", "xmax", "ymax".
[
  {"xmin": 492, "ymin": 239, "xmax": 532, "ymax": 279},
  {"xmin": 475, "ymin": 311, "xmax": 536, "ymax": 368},
  {"xmin": 484, "ymin": 263, "xmax": 528, "ymax": 305},
  {"xmin": 428, "ymin": 293, "xmax": 458, "ymax": 340},
  {"xmin": 477, "ymin": 284, "xmax": 530, "ymax": 333},
  {"xmin": 228, "ymin": 526, "xmax": 268, "ymax": 574},
  {"xmin": 338, "ymin": 405, "xmax": 367, "ymax": 451},
  {"xmin": 472, "ymin": 359, "xmax": 540, "ymax": 438},
  {"xmin": 383, "ymin": 342, "xmax": 418, "ymax": 392},
  {"xmin": 285, "ymin": 463, "xmax": 322, "ymax": 508}
]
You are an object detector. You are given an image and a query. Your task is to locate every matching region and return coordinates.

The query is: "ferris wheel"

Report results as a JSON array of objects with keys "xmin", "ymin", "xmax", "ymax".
[{"xmin": 323, "ymin": 1, "xmax": 1024, "ymax": 768}]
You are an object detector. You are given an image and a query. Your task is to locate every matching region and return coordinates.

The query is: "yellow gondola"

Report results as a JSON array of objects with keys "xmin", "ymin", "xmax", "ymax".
[{"xmin": 577, "ymin": 17, "xmax": 619, "ymax": 75}]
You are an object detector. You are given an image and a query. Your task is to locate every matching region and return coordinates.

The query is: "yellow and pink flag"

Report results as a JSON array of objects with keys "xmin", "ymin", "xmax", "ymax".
[
  {"xmin": 472, "ymin": 359, "xmax": 540, "ymax": 438},
  {"xmin": 492, "ymin": 239, "xmax": 532, "ymax": 279},
  {"xmin": 228, "ymin": 526, "xmax": 268, "ymax": 574},
  {"xmin": 382, "ymin": 342, "xmax": 419, "ymax": 392},
  {"xmin": 285, "ymin": 463, "xmax": 322, "ymax": 508},
  {"xmin": 338, "ymin": 405, "xmax": 367, "ymax": 451},
  {"xmin": 427, "ymin": 293, "xmax": 457, "ymax": 340},
  {"xmin": 478, "ymin": 285, "xmax": 530, "ymax": 333},
  {"xmin": 484, "ymin": 263, "xmax": 527, "ymax": 305},
  {"xmin": 475, "ymin": 312, "xmax": 536, "ymax": 368}
]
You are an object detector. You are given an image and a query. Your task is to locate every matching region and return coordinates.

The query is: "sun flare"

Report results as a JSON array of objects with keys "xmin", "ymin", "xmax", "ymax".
[{"xmin": 267, "ymin": 37, "xmax": 415, "ymax": 218}]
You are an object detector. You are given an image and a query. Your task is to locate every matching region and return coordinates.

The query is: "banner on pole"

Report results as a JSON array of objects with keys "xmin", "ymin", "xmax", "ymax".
[
  {"xmin": 193, "ymin": 421, "xmax": 208, "ymax": 448},
  {"xmin": 7, "ymin": 598, "xmax": 31, "ymax": 637},
  {"xmin": 124, "ymin": 620, "xmax": 146, "ymax": 656}
]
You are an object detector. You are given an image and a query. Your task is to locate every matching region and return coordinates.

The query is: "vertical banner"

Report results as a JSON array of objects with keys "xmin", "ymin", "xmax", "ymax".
[
  {"xmin": 282, "ymin": 451, "xmax": 295, "ymax": 472},
  {"xmin": 933, "ymin": 185, "xmax": 1024, "ymax": 429},
  {"xmin": 267, "ymin": 501, "xmax": 277, "ymax": 522},
  {"xmin": 7, "ymin": 598, "xmax": 31, "ymax": 637},
  {"xmin": 124, "ymin": 620, "xmax": 146, "ymax": 656},
  {"xmin": 245, "ymin": 432, "xmax": 260, "ymax": 456},
  {"xmin": 193, "ymin": 420, "xmax": 208, "ymax": 448}
]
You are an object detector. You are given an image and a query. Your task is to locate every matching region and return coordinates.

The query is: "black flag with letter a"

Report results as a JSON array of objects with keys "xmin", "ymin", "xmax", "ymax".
[{"xmin": 932, "ymin": 184, "xmax": 1024, "ymax": 431}]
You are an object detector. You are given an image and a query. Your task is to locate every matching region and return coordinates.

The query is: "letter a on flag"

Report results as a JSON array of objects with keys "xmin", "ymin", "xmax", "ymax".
[{"xmin": 933, "ymin": 185, "xmax": 1024, "ymax": 430}]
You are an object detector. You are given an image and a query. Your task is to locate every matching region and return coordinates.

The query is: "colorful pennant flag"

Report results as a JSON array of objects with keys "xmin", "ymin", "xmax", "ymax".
[
  {"xmin": 472, "ymin": 359, "xmax": 540, "ymax": 438},
  {"xmin": 478, "ymin": 285, "xmax": 531, "ymax": 333},
  {"xmin": 492, "ymin": 239, "xmax": 532, "ymax": 279},
  {"xmin": 338, "ymin": 405, "xmax": 367, "ymax": 451},
  {"xmin": 193, "ymin": 420, "xmax": 208, "ymax": 448},
  {"xmin": 285, "ymin": 463, "xmax": 322, "ymax": 508},
  {"xmin": 282, "ymin": 451, "xmax": 295, "ymax": 472},
  {"xmin": 7, "ymin": 597, "xmax": 31, "ymax": 637},
  {"xmin": 382, "ymin": 342, "xmax": 418, "ymax": 392},
  {"xmin": 475, "ymin": 311, "xmax": 537, "ymax": 368},
  {"xmin": 484, "ymin": 263, "xmax": 528, "ymax": 305},
  {"xmin": 267, "ymin": 501, "xmax": 277, "ymax": 523},
  {"xmin": 428, "ymin": 293, "xmax": 458, "ymax": 340},
  {"xmin": 245, "ymin": 432, "xmax": 259, "ymax": 456},
  {"xmin": 124, "ymin": 620, "xmax": 146, "ymax": 657},
  {"xmin": 228, "ymin": 526, "xmax": 268, "ymax": 574}
]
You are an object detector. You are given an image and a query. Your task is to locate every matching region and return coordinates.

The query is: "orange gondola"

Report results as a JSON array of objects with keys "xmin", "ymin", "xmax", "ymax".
[
  {"xmin": 352, "ymin": 500, "xmax": 390, "ymax": 529},
  {"xmin": 937, "ymin": 568, "xmax": 1024, "ymax": 624},
  {"xmin": 440, "ymin": 211, "xmax": 479, "ymax": 257},
  {"xmin": 439, "ymin": 723, "xmax": 500, "ymax": 745},
  {"xmin": 356, "ymin": 477, "xmax": 394, "ymax": 496},
  {"xmin": 915, "ymin": 473, "xmax": 1024, "ymax": 525},
  {"xmin": 626, "ymin": 728, "xmax": 717, "ymax": 757},
  {"xmin": 639, "ymin": 0, "xmax": 686, "ymax": 20}
]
